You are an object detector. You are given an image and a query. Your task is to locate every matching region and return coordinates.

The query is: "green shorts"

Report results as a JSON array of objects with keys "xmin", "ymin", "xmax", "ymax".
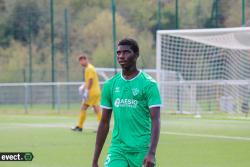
[{"xmin": 104, "ymin": 148, "xmax": 153, "ymax": 167}]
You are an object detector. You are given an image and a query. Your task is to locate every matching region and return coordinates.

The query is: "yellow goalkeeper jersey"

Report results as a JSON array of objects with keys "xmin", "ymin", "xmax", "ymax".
[{"xmin": 84, "ymin": 63, "xmax": 101, "ymax": 96}]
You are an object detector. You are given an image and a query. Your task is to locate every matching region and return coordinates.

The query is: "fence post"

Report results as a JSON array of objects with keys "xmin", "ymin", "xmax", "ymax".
[
  {"xmin": 24, "ymin": 84, "xmax": 29, "ymax": 114},
  {"xmin": 56, "ymin": 84, "xmax": 61, "ymax": 114},
  {"xmin": 176, "ymin": 72, "xmax": 181, "ymax": 114},
  {"xmin": 175, "ymin": 0, "xmax": 179, "ymax": 29},
  {"xmin": 28, "ymin": 11, "xmax": 33, "ymax": 108},
  {"xmin": 50, "ymin": 0, "xmax": 56, "ymax": 109},
  {"xmin": 157, "ymin": 0, "xmax": 161, "ymax": 30},
  {"xmin": 28, "ymin": 12, "xmax": 32, "ymax": 84},
  {"xmin": 242, "ymin": 0, "xmax": 245, "ymax": 26},
  {"xmin": 215, "ymin": 0, "xmax": 219, "ymax": 27},
  {"xmin": 111, "ymin": 0, "xmax": 117, "ymax": 74},
  {"xmin": 64, "ymin": 8, "xmax": 70, "ymax": 110}
]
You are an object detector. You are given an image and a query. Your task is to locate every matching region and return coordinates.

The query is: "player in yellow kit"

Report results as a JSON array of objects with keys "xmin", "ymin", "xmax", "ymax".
[{"xmin": 72, "ymin": 54, "xmax": 102, "ymax": 132}]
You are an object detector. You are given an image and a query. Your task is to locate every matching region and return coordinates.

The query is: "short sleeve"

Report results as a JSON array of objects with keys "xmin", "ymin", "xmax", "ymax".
[
  {"xmin": 146, "ymin": 82, "xmax": 162, "ymax": 109},
  {"xmin": 100, "ymin": 81, "xmax": 112, "ymax": 109}
]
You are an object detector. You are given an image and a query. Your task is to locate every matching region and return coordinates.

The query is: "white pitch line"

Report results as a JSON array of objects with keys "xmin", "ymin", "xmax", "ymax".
[
  {"xmin": 1, "ymin": 123, "xmax": 250, "ymax": 141},
  {"xmin": 0, "ymin": 123, "xmax": 98, "ymax": 130},
  {"xmin": 161, "ymin": 131, "xmax": 250, "ymax": 141}
]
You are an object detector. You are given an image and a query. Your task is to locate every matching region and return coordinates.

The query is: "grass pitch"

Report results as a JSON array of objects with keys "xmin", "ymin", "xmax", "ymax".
[{"xmin": 0, "ymin": 113, "xmax": 250, "ymax": 167}]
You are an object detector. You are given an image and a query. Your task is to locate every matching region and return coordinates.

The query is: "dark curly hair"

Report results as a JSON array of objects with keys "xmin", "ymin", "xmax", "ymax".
[{"xmin": 118, "ymin": 38, "xmax": 139, "ymax": 56}]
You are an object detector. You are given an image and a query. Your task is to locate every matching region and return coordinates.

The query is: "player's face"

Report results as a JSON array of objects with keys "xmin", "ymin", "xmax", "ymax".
[
  {"xmin": 117, "ymin": 45, "xmax": 138, "ymax": 69},
  {"xmin": 79, "ymin": 59, "xmax": 87, "ymax": 67}
]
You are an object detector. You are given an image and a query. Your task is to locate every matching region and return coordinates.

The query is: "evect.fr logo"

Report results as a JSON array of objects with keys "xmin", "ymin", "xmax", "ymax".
[{"xmin": 114, "ymin": 98, "xmax": 138, "ymax": 108}]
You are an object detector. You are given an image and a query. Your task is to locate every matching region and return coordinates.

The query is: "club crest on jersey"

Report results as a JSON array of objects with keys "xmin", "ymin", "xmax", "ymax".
[{"xmin": 132, "ymin": 88, "xmax": 139, "ymax": 96}]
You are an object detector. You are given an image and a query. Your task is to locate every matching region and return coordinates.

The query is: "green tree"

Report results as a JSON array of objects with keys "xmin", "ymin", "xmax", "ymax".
[
  {"xmin": 4, "ymin": 0, "xmax": 43, "ymax": 45},
  {"xmin": 0, "ymin": 41, "xmax": 28, "ymax": 82},
  {"xmin": 81, "ymin": 10, "xmax": 136, "ymax": 67}
]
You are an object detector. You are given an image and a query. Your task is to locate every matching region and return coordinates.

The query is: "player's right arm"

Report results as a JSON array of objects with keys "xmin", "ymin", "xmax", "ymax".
[
  {"xmin": 92, "ymin": 108, "xmax": 112, "ymax": 167},
  {"xmin": 92, "ymin": 81, "xmax": 113, "ymax": 167}
]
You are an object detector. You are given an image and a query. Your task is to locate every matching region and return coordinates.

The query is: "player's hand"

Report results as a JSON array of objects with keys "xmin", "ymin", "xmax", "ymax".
[
  {"xmin": 92, "ymin": 161, "xmax": 99, "ymax": 167},
  {"xmin": 82, "ymin": 89, "xmax": 89, "ymax": 100},
  {"xmin": 78, "ymin": 85, "xmax": 84, "ymax": 95},
  {"xmin": 143, "ymin": 153, "xmax": 155, "ymax": 167}
]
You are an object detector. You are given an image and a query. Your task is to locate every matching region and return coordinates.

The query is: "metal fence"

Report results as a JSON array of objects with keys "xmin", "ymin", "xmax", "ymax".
[
  {"xmin": 0, "ymin": 82, "xmax": 89, "ymax": 114},
  {"xmin": 1, "ymin": 80, "xmax": 249, "ymax": 117},
  {"xmin": 0, "ymin": 68, "xmax": 157, "ymax": 114}
]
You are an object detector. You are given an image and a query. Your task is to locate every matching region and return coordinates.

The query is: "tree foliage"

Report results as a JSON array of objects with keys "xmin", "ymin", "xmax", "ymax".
[
  {"xmin": 0, "ymin": 0, "xmax": 249, "ymax": 82},
  {"xmin": 4, "ymin": 0, "xmax": 43, "ymax": 45}
]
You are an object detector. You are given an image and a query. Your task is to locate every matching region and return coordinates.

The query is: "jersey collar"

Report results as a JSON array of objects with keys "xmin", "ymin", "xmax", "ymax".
[{"xmin": 121, "ymin": 70, "xmax": 142, "ymax": 81}]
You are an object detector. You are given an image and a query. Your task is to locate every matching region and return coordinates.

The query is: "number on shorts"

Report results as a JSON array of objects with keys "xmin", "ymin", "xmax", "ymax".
[{"xmin": 104, "ymin": 154, "xmax": 111, "ymax": 166}]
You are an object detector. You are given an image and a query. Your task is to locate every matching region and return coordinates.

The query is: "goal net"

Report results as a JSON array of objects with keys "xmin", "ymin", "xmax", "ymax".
[{"xmin": 157, "ymin": 27, "xmax": 250, "ymax": 116}]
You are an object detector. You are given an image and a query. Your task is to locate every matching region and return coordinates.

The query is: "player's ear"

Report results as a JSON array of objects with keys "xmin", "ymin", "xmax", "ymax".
[{"xmin": 135, "ymin": 52, "xmax": 139, "ymax": 58}]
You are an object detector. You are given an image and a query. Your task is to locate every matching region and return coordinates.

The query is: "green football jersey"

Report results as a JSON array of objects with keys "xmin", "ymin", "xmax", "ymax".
[{"xmin": 101, "ymin": 71, "xmax": 162, "ymax": 152}]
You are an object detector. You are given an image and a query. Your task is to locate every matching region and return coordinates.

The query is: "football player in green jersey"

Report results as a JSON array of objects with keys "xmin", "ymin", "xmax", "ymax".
[{"xmin": 92, "ymin": 38, "xmax": 161, "ymax": 167}]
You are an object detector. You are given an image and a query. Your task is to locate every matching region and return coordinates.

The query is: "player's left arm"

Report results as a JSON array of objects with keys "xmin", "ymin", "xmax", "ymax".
[
  {"xmin": 143, "ymin": 82, "xmax": 162, "ymax": 167},
  {"xmin": 143, "ymin": 107, "xmax": 161, "ymax": 167}
]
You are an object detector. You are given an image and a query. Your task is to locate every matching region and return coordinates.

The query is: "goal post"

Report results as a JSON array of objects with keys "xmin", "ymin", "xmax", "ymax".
[{"xmin": 157, "ymin": 27, "xmax": 250, "ymax": 116}]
